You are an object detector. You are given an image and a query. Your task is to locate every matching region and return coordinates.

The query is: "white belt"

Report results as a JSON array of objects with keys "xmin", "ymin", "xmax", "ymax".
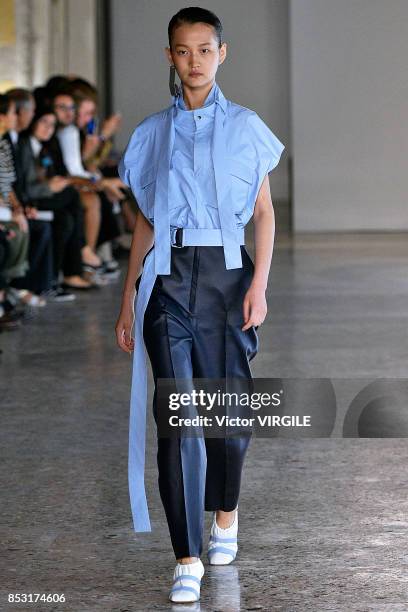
[{"xmin": 170, "ymin": 226, "xmax": 245, "ymax": 248}]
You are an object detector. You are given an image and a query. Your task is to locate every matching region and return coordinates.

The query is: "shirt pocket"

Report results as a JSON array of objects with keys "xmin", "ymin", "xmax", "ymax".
[
  {"xmin": 139, "ymin": 165, "xmax": 157, "ymax": 221},
  {"xmin": 228, "ymin": 157, "xmax": 255, "ymax": 215}
]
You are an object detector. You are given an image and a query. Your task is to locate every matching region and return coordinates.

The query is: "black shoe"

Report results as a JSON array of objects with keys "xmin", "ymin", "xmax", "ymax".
[
  {"xmin": 83, "ymin": 263, "xmax": 105, "ymax": 275},
  {"xmin": 46, "ymin": 286, "xmax": 76, "ymax": 302},
  {"xmin": 0, "ymin": 309, "xmax": 23, "ymax": 330},
  {"xmin": 102, "ymin": 259, "xmax": 120, "ymax": 272},
  {"xmin": 3, "ymin": 291, "xmax": 26, "ymax": 313},
  {"xmin": 100, "ymin": 265, "xmax": 121, "ymax": 281}
]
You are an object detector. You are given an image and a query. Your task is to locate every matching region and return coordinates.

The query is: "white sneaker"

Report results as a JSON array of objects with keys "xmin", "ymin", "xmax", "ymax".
[
  {"xmin": 207, "ymin": 507, "xmax": 238, "ymax": 565},
  {"xmin": 169, "ymin": 558, "xmax": 205, "ymax": 603}
]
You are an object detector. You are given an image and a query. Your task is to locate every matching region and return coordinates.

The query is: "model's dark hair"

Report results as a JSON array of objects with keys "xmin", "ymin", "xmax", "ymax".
[
  {"xmin": 168, "ymin": 6, "xmax": 223, "ymax": 50},
  {"xmin": 5, "ymin": 88, "xmax": 34, "ymax": 113},
  {"xmin": 0, "ymin": 93, "xmax": 12, "ymax": 115}
]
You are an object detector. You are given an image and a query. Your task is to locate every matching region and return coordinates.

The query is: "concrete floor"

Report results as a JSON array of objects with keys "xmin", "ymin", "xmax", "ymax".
[{"xmin": 2, "ymin": 231, "xmax": 408, "ymax": 611}]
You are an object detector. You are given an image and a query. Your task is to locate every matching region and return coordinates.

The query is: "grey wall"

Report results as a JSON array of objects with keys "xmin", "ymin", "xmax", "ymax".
[
  {"xmin": 111, "ymin": 0, "xmax": 289, "ymax": 201},
  {"xmin": 290, "ymin": 0, "xmax": 408, "ymax": 231}
]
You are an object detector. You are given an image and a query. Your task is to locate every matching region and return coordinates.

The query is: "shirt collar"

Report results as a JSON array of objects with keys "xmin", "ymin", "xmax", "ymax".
[
  {"xmin": 171, "ymin": 80, "xmax": 227, "ymax": 115},
  {"xmin": 29, "ymin": 135, "xmax": 42, "ymax": 158},
  {"xmin": 9, "ymin": 129, "xmax": 18, "ymax": 145}
]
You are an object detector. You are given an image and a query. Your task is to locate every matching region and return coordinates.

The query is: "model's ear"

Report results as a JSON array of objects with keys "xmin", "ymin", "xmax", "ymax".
[
  {"xmin": 219, "ymin": 42, "xmax": 227, "ymax": 64},
  {"xmin": 164, "ymin": 47, "xmax": 173, "ymax": 65}
]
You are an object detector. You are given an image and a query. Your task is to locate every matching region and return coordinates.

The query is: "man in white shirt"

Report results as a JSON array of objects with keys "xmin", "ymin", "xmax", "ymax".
[{"xmin": 57, "ymin": 123, "xmax": 97, "ymax": 179}]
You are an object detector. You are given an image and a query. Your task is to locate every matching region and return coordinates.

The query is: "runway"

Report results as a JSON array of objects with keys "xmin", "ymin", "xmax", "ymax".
[{"xmin": 2, "ymin": 230, "xmax": 408, "ymax": 611}]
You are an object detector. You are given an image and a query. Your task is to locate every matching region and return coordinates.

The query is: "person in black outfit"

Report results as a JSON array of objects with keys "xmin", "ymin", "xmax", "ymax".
[
  {"xmin": 18, "ymin": 105, "xmax": 95, "ymax": 292},
  {"xmin": 5, "ymin": 89, "xmax": 61, "ymax": 300},
  {"xmin": 1, "ymin": 91, "xmax": 53, "ymax": 300}
]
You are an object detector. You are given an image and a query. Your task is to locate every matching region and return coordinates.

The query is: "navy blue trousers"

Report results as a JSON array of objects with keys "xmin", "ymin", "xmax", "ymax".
[{"xmin": 143, "ymin": 245, "xmax": 258, "ymax": 559}]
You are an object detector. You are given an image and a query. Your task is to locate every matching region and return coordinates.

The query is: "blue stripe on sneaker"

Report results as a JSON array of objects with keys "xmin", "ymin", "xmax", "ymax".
[
  {"xmin": 170, "ymin": 585, "xmax": 199, "ymax": 597},
  {"xmin": 207, "ymin": 545, "xmax": 237, "ymax": 557},
  {"xmin": 173, "ymin": 575, "xmax": 201, "ymax": 585},
  {"xmin": 209, "ymin": 534, "xmax": 237, "ymax": 543}
]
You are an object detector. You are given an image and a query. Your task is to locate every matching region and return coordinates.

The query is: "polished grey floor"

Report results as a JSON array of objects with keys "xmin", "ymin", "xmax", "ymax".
[{"xmin": 2, "ymin": 231, "xmax": 408, "ymax": 611}]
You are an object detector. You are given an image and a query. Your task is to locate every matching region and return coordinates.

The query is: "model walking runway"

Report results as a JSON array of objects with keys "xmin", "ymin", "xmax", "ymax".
[{"xmin": 115, "ymin": 5, "xmax": 284, "ymax": 603}]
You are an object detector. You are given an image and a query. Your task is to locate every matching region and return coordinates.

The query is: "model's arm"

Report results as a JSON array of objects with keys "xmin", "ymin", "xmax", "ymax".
[
  {"xmin": 241, "ymin": 173, "xmax": 274, "ymax": 331},
  {"xmin": 115, "ymin": 209, "xmax": 154, "ymax": 353}
]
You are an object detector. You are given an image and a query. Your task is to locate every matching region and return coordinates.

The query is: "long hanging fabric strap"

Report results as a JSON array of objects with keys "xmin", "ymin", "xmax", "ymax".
[
  {"xmin": 212, "ymin": 100, "xmax": 243, "ymax": 270},
  {"xmin": 153, "ymin": 104, "xmax": 177, "ymax": 275}
]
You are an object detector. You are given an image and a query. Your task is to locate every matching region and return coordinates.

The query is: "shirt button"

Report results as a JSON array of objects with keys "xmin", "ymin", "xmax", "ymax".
[{"xmin": 197, "ymin": 115, "xmax": 202, "ymax": 119}]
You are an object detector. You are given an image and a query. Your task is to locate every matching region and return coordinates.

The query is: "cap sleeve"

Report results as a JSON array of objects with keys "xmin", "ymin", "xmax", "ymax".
[
  {"xmin": 235, "ymin": 112, "xmax": 285, "ymax": 226},
  {"xmin": 118, "ymin": 119, "xmax": 154, "ymax": 221},
  {"xmin": 118, "ymin": 121, "xmax": 145, "ymax": 188},
  {"xmin": 246, "ymin": 111, "xmax": 285, "ymax": 177}
]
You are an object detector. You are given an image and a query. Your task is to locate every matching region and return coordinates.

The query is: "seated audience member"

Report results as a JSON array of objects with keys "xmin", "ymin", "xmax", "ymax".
[
  {"xmin": 0, "ymin": 90, "xmax": 53, "ymax": 306},
  {"xmin": 5, "ymin": 88, "xmax": 35, "ymax": 160},
  {"xmin": 71, "ymin": 78, "xmax": 136, "ymax": 259},
  {"xmin": 53, "ymin": 83, "xmax": 123, "ymax": 274},
  {"xmin": 19, "ymin": 105, "xmax": 97, "ymax": 293},
  {"xmin": 0, "ymin": 93, "xmax": 49, "ymax": 307},
  {"xmin": 70, "ymin": 77, "xmax": 138, "ymax": 241},
  {"xmin": 71, "ymin": 78, "xmax": 122, "ymax": 173},
  {"xmin": 49, "ymin": 89, "xmax": 107, "ymax": 273}
]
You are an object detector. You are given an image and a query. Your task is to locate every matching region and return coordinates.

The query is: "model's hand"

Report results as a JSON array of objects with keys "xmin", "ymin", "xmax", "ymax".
[
  {"xmin": 242, "ymin": 282, "xmax": 267, "ymax": 331},
  {"xmin": 115, "ymin": 304, "xmax": 135, "ymax": 354}
]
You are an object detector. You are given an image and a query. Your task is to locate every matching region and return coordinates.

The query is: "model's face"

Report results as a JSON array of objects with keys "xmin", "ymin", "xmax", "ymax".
[
  {"xmin": 76, "ymin": 99, "xmax": 96, "ymax": 129},
  {"xmin": 17, "ymin": 97, "xmax": 35, "ymax": 131},
  {"xmin": 54, "ymin": 95, "xmax": 76, "ymax": 126},
  {"xmin": 166, "ymin": 22, "xmax": 226, "ymax": 90},
  {"xmin": 33, "ymin": 113, "xmax": 57, "ymax": 142}
]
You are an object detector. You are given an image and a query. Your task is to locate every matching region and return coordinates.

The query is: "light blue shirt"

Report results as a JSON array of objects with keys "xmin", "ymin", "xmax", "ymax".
[
  {"xmin": 169, "ymin": 81, "xmax": 219, "ymax": 229},
  {"xmin": 119, "ymin": 80, "xmax": 285, "ymax": 273},
  {"xmin": 118, "ymin": 81, "xmax": 285, "ymax": 534}
]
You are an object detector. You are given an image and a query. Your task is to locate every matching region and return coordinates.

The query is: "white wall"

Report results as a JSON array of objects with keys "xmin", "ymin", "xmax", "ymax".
[
  {"xmin": 111, "ymin": 0, "xmax": 289, "ymax": 201},
  {"xmin": 64, "ymin": 0, "xmax": 97, "ymax": 82},
  {"xmin": 290, "ymin": 0, "xmax": 408, "ymax": 231},
  {"xmin": 0, "ymin": 0, "xmax": 97, "ymax": 90}
]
